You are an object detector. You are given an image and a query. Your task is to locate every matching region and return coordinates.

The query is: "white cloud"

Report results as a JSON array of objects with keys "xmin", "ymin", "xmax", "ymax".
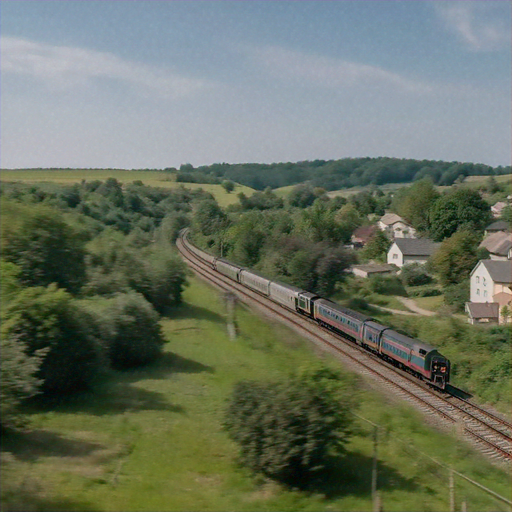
[
  {"xmin": 435, "ymin": 2, "xmax": 510, "ymax": 51},
  {"xmin": 245, "ymin": 45, "xmax": 433, "ymax": 94},
  {"xmin": 0, "ymin": 36, "xmax": 212, "ymax": 99}
]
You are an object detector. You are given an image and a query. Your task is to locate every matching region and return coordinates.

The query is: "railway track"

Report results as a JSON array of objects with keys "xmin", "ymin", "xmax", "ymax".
[{"xmin": 177, "ymin": 234, "xmax": 512, "ymax": 466}]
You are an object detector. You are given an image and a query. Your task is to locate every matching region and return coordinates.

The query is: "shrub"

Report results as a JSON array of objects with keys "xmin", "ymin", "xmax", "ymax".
[
  {"xmin": 368, "ymin": 275, "xmax": 407, "ymax": 296},
  {"xmin": 1, "ymin": 285, "xmax": 104, "ymax": 397},
  {"xmin": 400, "ymin": 263, "xmax": 433, "ymax": 287},
  {"xmin": 443, "ymin": 281, "xmax": 470, "ymax": 313},
  {"xmin": 89, "ymin": 292, "xmax": 165, "ymax": 370},
  {"xmin": 224, "ymin": 366, "xmax": 355, "ymax": 485}
]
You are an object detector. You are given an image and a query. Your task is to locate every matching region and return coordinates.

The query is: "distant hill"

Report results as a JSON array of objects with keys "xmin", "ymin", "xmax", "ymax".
[
  {"xmin": 175, "ymin": 157, "xmax": 509, "ymax": 191},
  {"xmin": 3, "ymin": 158, "xmax": 510, "ymax": 192}
]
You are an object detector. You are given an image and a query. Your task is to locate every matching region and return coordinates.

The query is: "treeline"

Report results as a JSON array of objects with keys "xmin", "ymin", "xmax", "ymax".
[
  {"xmin": 0, "ymin": 179, "xmax": 218, "ymax": 429},
  {"xmin": 176, "ymin": 158, "xmax": 510, "ymax": 191}
]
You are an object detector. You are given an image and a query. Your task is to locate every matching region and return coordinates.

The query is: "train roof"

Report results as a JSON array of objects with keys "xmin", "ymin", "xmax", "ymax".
[
  {"xmin": 363, "ymin": 320, "xmax": 388, "ymax": 333},
  {"xmin": 315, "ymin": 298, "xmax": 372, "ymax": 323},
  {"xmin": 382, "ymin": 329, "xmax": 438, "ymax": 353},
  {"xmin": 270, "ymin": 280, "xmax": 305, "ymax": 294}
]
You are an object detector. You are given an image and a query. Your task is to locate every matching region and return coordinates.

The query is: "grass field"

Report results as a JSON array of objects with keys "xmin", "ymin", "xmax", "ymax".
[
  {"xmin": 274, "ymin": 174, "xmax": 512, "ymax": 200},
  {"xmin": 0, "ymin": 169, "xmax": 254, "ymax": 208},
  {"xmin": 2, "ymin": 276, "xmax": 510, "ymax": 512}
]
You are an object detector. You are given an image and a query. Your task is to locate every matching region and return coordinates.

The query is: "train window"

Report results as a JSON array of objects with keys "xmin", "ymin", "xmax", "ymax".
[{"xmin": 419, "ymin": 349, "xmax": 426, "ymax": 355}]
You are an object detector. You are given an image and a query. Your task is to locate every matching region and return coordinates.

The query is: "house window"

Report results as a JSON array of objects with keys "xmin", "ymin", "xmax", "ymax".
[
  {"xmin": 393, "ymin": 254, "xmax": 398, "ymax": 259},
  {"xmin": 483, "ymin": 277, "xmax": 486, "ymax": 286},
  {"xmin": 484, "ymin": 290, "xmax": 488, "ymax": 298},
  {"xmin": 476, "ymin": 289, "xmax": 480, "ymax": 295},
  {"xmin": 476, "ymin": 276, "xmax": 480, "ymax": 284}
]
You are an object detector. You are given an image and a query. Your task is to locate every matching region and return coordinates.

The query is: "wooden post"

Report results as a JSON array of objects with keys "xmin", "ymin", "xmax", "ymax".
[
  {"xmin": 372, "ymin": 425, "xmax": 379, "ymax": 512},
  {"xmin": 225, "ymin": 292, "xmax": 236, "ymax": 340},
  {"xmin": 449, "ymin": 468, "xmax": 455, "ymax": 512}
]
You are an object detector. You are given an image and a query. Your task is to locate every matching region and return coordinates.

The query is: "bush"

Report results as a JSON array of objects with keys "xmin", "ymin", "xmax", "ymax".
[
  {"xmin": 1, "ymin": 285, "xmax": 104, "ymax": 397},
  {"xmin": 224, "ymin": 366, "xmax": 355, "ymax": 485},
  {"xmin": 368, "ymin": 275, "xmax": 407, "ymax": 296},
  {"xmin": 443, "ymin": 281, "xmax": 470, "ymax": 313},
  {"xmin": 407, "ymin": 287, "xmax": 442, "ymax": 298},
  {"xmin": 88, "ymin": 292, "xmax": 165, "ymax": 370},
  {"xmin": 1, "ymin": 202, "xmax": 87, "ymax": 293},
  {"xmin": 400, "ymin": 263, "xmax": 433, "ymax": 287}
]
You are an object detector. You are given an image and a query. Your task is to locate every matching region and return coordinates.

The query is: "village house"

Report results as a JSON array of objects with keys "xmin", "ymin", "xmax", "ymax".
[
  {"xmin": 351, "ymin": 225, "xmax": 378, "ymax": 248},
  {"xmin": 491, "ymin": 201, "xmax": 508, "ymax": 218},
  {"xmin": 467, "ymin": 260, "xmax": 512, "ymax": 324},
  {"xmin": 465, "ymin": 302, "xmax": 500, "ymax": 325},
  {"xmin": 479, "ymin": 231, "xmax": 512, "ymax": 261},
  {"xmin": 387, "ymin": 238, "xmax": 440, "ymax": 268},
  {"xmin": 484, "ymin": 220, "xmax": 510, "ymax": 236},
  {"xmin": 351, "ymin": 263, "xmax": 397, "ymax": 278},
  {"xmin": 378, "ymin": 213, "xmax": 416, "ymax": 240}
]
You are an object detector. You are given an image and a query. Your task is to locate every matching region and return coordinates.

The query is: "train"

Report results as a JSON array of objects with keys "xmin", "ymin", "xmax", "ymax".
[{"xmin": 182, "ymin": 229, "xmax": 450, "ymax": 390}]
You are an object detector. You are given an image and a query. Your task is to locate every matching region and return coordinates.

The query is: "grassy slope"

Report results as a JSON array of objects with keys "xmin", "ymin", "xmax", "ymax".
[
  {"xmin": 273, "ymin": 174, "xmax": 512, "ymax": 199},
  {"xmin": 3, "ymin": 277, "xmax": 510, "ymax": 512},
  {"xmin": 0, "ymin": 169, "xmax": 254, "ymax": 208}
]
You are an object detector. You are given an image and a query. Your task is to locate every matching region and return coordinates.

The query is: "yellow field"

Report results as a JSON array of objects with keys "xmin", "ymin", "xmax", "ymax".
[{"xmin": 0, "ymin": 169, "xmax": 254, "ymax": 207}]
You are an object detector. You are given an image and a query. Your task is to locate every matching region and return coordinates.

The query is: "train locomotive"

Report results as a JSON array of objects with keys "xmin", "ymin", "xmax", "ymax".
[{"xmin": 182, "ymin": 230, "xmax": 450, "ymax": 390}]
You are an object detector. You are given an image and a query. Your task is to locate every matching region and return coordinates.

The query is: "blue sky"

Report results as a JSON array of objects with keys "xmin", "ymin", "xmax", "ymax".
[{"xmin": 1, "ymin": 1, "xmax": 510, "ymax": 169}]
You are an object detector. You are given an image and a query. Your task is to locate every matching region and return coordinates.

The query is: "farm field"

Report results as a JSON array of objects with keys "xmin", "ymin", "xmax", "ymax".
[
  {"xmin": 0, "ymin": 169, "xmax": 254, "ymax": 207},
  {"xmin": 273, "ymin": 173, "xmax": 512, "ymax": 200},
  {"xmin": 2, "ymin": 277, "xmax": 510, "ymax": 512}
]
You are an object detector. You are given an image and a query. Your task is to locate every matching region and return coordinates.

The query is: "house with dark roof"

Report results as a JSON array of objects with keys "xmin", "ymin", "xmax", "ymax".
[
  {"xmin": 378, "ymin": 213, "xmax": 416, "ymax": 239},
  {"xmin": 479, "ymin": 231, "xmax": 512, "ymax": 261},
  {"xmin": 351, "ymin": 263, "xmax": 397, "ymax": 278},
  {"xmin": 484, "ymin": 220, "xmax": 510, "ymax": 236},
  {"xmin": 465, "ymin": 302, "xmax": 500, "ymax": 324},
  {"xmin": 467, "ymin": 259, "xmax": 512, "ymax": 324},
  {"xmin": 351, "ymin": 225, "xmax": 378, "ymax": 248},
  {"xmin": 387, "ymin": 238, "xmax": 440, "ymax": 268}
]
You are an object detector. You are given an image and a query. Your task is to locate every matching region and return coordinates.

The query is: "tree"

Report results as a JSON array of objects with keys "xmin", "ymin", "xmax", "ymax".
[
  {"xmin": 428, "ymin": 188, "xmax": 492, "ymax": 241},
  {"xmin": 193, "ymin": 199, "xmax": 229, "ymax": 236},
  {"xmin": 429, "ymin": 230, "xmax": 480, "ymax": 286},
  {"xmin": 443, "ymin": 281, "xmax": 470, "ymax": 313},
  {"xmin": 300, "ymin": 200, "xmax": 346, "ymax": 244},
  {"xmin": 360, "ymin": 230, "xmax": 391, "ymax": 263},
  {"xmin": 1, "ymin": 285, "xmax": 104, "ymax": 396},
  {"xmin": 391, "ymin": 178, "xmax": 440, "ymax": 233},
  {"xmin": 1, "ymin": 201, "xmax": 87, "ymax": 293},
  {"xmin": 288, "ymin": 184, "xmax": 317, "ymax": 208},
  {"xmin": 84, "ymin": 292, "xmax": 165, "ymax": 370},
  {"xmin": 221, "ymin": 180, "xmax": 235, "ymax": 194},
  {"xmin": 0, "ymin": 261, "xmax": 45, "ymax": 429},
  {"xmin": 224, "ymin": 365, "xmax": 355, "ymax": 484},
  {"xmin": 400, "ymin": 263, "xmax": 433, "ymax": 287}
]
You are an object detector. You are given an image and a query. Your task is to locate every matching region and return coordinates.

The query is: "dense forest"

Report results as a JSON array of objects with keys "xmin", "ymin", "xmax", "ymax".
[{"xmin": 174, "ymin": 157, "xmax": 510, "ymax": 190}]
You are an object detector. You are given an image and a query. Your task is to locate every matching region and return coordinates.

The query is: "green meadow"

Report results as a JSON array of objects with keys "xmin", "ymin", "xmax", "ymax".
[{"xmin": 2, "ymin": 277, "xmax": 510, "ymax": 512}]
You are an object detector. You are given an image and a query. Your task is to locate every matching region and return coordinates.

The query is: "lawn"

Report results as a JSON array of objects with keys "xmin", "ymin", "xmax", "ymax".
[
  {"xmin": 2, "ymin": 277, "xmax": 510, "ymax": 512},
  {"xmin": 0, "ymin": 169, "xmax": 253, "ymax": 208}
]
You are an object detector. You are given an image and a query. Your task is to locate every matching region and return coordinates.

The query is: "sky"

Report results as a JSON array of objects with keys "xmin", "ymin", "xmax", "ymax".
[{"xmin": 1, "ymin": 0, "xmax": 511, "ymax": 170}]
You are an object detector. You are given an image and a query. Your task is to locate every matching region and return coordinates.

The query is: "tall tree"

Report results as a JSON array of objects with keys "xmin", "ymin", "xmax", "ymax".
[
  {"xmin": 428, "ymin": 188, "xmax": 492, "ymax": 241},
  {"xmin": 391, "ymin": 178, "xmax": 440, "ymax": 233},
  {"xmin": 429, "ymin": 230, "xmax": 480, "ymax": 286}
]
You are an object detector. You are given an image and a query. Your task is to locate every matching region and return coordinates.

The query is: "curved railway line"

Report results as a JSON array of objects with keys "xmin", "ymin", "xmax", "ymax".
[{"xmin": 177, "ymin": 234, "xmax": 512, "ymax": 466}]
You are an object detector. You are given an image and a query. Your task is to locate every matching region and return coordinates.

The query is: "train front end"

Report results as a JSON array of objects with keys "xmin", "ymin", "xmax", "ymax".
[{"xmin": 430, "ymin": 355, "xmax": 450, "ymax": 389}]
